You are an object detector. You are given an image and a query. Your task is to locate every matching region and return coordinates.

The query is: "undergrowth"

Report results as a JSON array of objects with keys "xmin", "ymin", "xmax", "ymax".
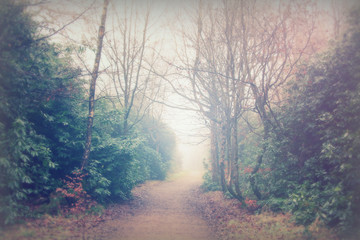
[{"xmin": 191, "ymin": 184, "xmax": 339, "ymax": 240}]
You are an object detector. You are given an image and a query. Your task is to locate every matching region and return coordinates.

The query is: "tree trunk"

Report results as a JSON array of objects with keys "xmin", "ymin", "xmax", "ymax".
[
  {"xmin": 81, "ymin": 0, "xmax": 110, "ymax": 170},
  {"xmin": 224, "ymin": 117, "xmax": 244, "ymax": 202},
  {"xmin": 123, "ymin": 118, "xmax": 129, "ymax": 136},
  {"xmin": 219, "ymin": 123, "xmax": 227, "ymax": 192},
  {"xmin": 210, "ymin": 121, "xmax": 220, "ymax": 184},
  {"xmin": 232, "ymin": 117, "xmax": 243, "ymax": 200},
  {"xmin": 249, "ymin": 99, "xmax": 270, "ymax": 200}
]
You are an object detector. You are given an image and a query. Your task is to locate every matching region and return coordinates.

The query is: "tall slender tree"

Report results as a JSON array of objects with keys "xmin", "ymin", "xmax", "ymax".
[{"xmin": 81, "ymin": 0, "xmax": 110, "ymax": 170}]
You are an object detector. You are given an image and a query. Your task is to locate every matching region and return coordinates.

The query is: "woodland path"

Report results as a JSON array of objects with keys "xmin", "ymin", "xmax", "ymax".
[{"xmin": 105, "ymin": 172, "xmax": 217, "ymax": 240}]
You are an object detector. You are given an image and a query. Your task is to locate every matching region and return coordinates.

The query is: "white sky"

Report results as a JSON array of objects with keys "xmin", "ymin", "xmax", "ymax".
[
  {"xmin": 31, "ymin": 0, "xmax": 359, "ymax": 171},
  {"xmin": 31, "ymin": 0, "xmax": 210, "ymax": 171}
]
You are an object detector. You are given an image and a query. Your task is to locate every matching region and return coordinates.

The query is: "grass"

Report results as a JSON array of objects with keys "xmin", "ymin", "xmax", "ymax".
[
  {"xmin": 226, "ymin": 213, "xmax": 304, "ymax": 240},
  {"xmin": 0, "ymin": 213, "xmax": 103, "ymax": 240},
  {"xmin": 224, "ymin": 211, "xmax": 338, "ymax": 240},
  {"xmin": 0, "ymin": 224, "xmax": 68, "ymax": 240},
  {"xmin": 189, "ymin": 187, "xmax": 339, "ymax": 240}
]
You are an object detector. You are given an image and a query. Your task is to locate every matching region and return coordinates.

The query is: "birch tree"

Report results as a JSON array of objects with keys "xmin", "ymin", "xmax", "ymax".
[{"xmin": 81, "ymin": 0, "xmax": 110, "ymax": 170}]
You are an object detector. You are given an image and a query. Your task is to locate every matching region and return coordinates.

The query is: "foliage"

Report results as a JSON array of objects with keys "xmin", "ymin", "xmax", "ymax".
[
  {"xmin": 56, "ymin": 170, "xmax": 96, "ymax": 215},
  {"xmin": 262, "ymin": 6, "xmax": 360, "ymax": 237},
  {"xmin": 201, "ymin": 161, "xmax": 222, "ymax": 191},
  {"xmin": 0, "ymin": 0, "xmax": 176, "ymax": 225},
  {"xmin": 202, "ymin": 6, "xmax": 360, "ymax": 238},
  {"xmin": 84, "ymin": 102, "xmax": 176, "ymax": 203},
  {"xmin": 140, "ymin": 115, "xmax": 177, "ymax": 179},
  {"xmin": 56, "ymin": 169, "xmax": 103, "ymax": 239},
  {"xmin": 191, "ymin": 185, "xmax": 338, "ymax": 240},
  {"xmin": 0, "ymin": 0, "xmax": 83, "ymax": 224}
]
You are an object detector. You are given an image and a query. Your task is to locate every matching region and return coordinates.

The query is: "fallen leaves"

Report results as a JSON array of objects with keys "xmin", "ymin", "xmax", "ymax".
[{"xmin": 188, "ymin": 188, "xmax": 339, "ymax": 240}]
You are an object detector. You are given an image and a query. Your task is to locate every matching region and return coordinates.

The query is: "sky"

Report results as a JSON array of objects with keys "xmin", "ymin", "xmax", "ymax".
[
  {"xmin": 31, "ymin": 0, "xmax": 359, "ymax": 171},
  {"xmin": 31, "ymin": 0, "xmax": 210, "ymax": 171}
]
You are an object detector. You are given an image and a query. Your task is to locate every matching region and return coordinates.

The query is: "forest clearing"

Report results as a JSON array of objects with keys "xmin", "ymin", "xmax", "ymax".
[{"xmin": 1, "ymin": 0, "xmax": 360, "ymax": 239}]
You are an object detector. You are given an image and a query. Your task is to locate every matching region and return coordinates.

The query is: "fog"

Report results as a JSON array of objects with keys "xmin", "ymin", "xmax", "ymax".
[
  {"xmin": 161, "ymin": 95, "xmax": 210, "ymax": 172},
  {"xmin": 33, "ymin": 0, "xmax": 357, "ymax": 173}
]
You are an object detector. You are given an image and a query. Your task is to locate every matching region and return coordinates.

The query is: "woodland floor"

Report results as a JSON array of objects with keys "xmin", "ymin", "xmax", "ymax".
[
  {"xmin": 100, "ymin": 171, "xmax": 216, "ymax": 240},
  {"xmin": 1, "ymin": 172, "xmax": 215, "ymax": 240},
  {"xmin": 1, "ymin": 171, "xmax": 338, "ymax": 240}
]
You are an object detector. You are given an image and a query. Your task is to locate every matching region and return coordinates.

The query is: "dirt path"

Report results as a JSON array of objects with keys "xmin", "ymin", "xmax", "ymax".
[
  {"xmin": 1, "ymin": 171, "xmax": 338, "ymax": 240},
  {"xmin": 105, "ymin": 172, "xmax": 216, "ymax": 240}
]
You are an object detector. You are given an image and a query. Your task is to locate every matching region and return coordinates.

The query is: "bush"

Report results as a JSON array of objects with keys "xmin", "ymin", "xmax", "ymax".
[
  {"xmin": 0, "ymin": 0, "xmax": 83, "ymax": 224},
  {"xmin": 264, "ymin": 7, "xmax": 360, "ymax": 237}
]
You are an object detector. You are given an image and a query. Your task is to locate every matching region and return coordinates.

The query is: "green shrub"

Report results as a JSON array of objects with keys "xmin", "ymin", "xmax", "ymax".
[{"xmin": 263, "ymin": 7, "xmax": 360, "ymax": 236}]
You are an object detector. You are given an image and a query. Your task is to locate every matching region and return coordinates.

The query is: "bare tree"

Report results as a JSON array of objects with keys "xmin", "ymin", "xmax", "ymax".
[
  {"xmin": 25, "ymin": 0, "xmax": 97, "ymax": 42},
  {"xmin": 103, "ymin": 1, "xmax": 162, "ymax": 136},
  {"xmin": 162, "ymin": 0, "xmax": 249, "ymax": 200},
  {"xmin": 81, "ymin": 0, "xmax": 110, "ymax": 170},
  {"xmin": 237, "ymin": 0, "xmax": 317, "ymax": 199},
  {"xmin": 162, "ymin": 0, "xmax": 322, "ymax": 202}
]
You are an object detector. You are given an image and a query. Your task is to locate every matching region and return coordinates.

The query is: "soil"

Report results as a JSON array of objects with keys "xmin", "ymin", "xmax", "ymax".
[{"xmin": 100, "ymin": 171, "xmax": 217, "ymax": 240}]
